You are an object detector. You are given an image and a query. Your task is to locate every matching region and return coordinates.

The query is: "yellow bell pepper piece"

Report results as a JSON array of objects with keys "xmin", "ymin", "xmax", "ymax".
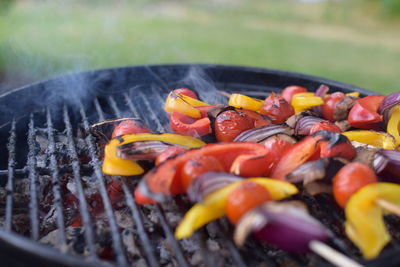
[
  {"xmin": 291, "ymin": 94, "xmax": 324, "ymax": 113},
  {"xmin": 228, "ymin": 94, "xmax": 264, "ymax": 112},
  {"xmin": 118, "ymin": 133, "xmax": 206, "ymax": 148},
  {"xmin": 342, "ymin": 130, "xmax": 396, "ymax": 149},
  {"xmin": 345, "ymin": 183, "xmax": 400, "ymax": 259},
  {"xmin": 103, "ymin": 139, "xmax": 144, "ymax": 176},
  {"xmin": 387, "ymin": 105, "xmax": 400, "ymax": 146},
  {"xmin": 346, "ymin": 92, "xmax": 360, "ymax": 98},
  {"xmin": 175, "ymin": 178, "xmax": 298, "ymax": 239},
  {"xmin": 103, "ymin": 133, "xmax": 206, "ymax": 176},
  {"xmin": 164, "ymin": 92, "xmax": 209, "ymax": 119}
]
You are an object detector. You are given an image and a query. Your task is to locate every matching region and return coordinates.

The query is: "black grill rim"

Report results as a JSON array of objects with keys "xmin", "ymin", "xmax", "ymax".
[{"xmin": 0, "ymin": 64, "xmax": 381, "ymax": 267}]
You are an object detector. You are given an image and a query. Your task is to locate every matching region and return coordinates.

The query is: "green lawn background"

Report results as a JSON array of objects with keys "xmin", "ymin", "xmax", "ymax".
[{"xmin": 1, "ymin": 0, "xmax": 400, "ymax": 94}]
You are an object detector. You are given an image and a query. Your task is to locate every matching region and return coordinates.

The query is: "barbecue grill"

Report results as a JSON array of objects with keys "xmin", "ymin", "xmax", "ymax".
[{"xmin": 0, "ymin": 64, "xmax": 399, "ymax": 267}]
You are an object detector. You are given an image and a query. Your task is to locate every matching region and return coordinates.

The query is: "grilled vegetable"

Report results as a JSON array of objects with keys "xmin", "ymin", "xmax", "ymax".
[
  {"xmin": 234, "ymin": 202, "xmax": 330, "ymax": 252},
  {"xmin": 175, "ymin": 177, "xmax": 298, "ymax": 239},
  {"xmin": 260, "ymin": 92, "xmax": 294, "ymax": 123},
  {"xmin": 333, "ymin": 162, "xmax": 378, "ymax": 208},
  {"xmin": 342, "ymin": 130, "xmax": 396, "ymax": 149},
  {"xmin": 214, "ymin": 109, "xmax": 270, "ymax": 142},
  {"xmin": 373, "ymin": 149, "xmax": 400, "ymax": 183},
  {"xmin": 169, "ymin": 112, "xmax": 211, "ymax": 137},
  {"xmin": 280, "ymin": 85, "xmax": 308, "ymax": 103},
  {"xmin": 112, "ymin": 119, "xmax": 151, "ymax": 138},
  {"xmin": 378, "ymin": 91, "xmax": 400, "ymax": 127},
  {"xmin": 102, "ymin": 133, "xmax": 205, "ymax": 176},
  {"xmin": 164, "ymin": 91, "xmax": 209, "ymax": 118},
  {"xmin": 136, "ymin": 142, "xmax": 278, "ymax": 202},
  {"xmin": 348, "ymin": 95, "xmax": 384, "ymax": 130},
  {"xmin": 345, "ymin": 183, "xmax": 400, "ymax": 259},
  {"xmin": 271, "ymin": 131, "xmax": 355, "ymax": 180},
  {"xmin": 226, "ymin": 180, "xmax": 272, "ymax": 225},
  {"xmin": 181, "ymin": 156, "xmax": 225, "ymax": 191},
  {"xmin": 90, "ymin": 118, "xmax": 148, "ymax": 144},
  {"xmin": 291, "ymin": 93, "xmax": 324, "ymax": 113},
  {"xmin": 387, "ymin": 105, "xmax": 400, "ymax": 145},
  {"xmin": 228, "ymin": 93, "xmax": 263, "ymax": 111}
]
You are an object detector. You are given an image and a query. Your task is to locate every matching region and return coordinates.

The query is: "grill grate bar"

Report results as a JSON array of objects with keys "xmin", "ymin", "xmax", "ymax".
[
  {"xmin": 215, "ymin": 221, "xmax": 248, "ymax": 267},
  {"xmin": 119, "ymin": 177, "xmax": 160, "ymax": 267},
  {"xmin": 27, "ymin": 114, "xmax": 39, "ymax": 240},
  {"xmin": 108, "ymin": 94, "xmax": 190, "ymax": 266},
  {"xmin": 94, "ymin": 97, "xmax": 106, "ymax": 121},
  {"xmin": 123, "ymin": 92, "xmax": 141, "ymax": 118},
  {"xmin": 46, "ymin": 109, "xmax": 67, "ymax": 247},
  {"xmin": 108, "ymin": 96, "xmax": 122, "ymax": 118},
  {"xmin": 0, "ymin": 164, "xmax": 93, "ymax": 177},
  {"xmin": 63, "ymin": 105, "xmax": 97, "ymax": 259},
  {"xmin": 4, "ymin": 118, "xmax": 16, "ymax": 231},
  {"xmin": 137, "ymin": 91, "xmax": 165, "ymax": 133},
  {"xmin": 79, "ymin": 103, "xmax": 129, "ymax": 266},
  {"xmin": 155, "ymin": 204, "xmax": 190, "ymax": 267}
]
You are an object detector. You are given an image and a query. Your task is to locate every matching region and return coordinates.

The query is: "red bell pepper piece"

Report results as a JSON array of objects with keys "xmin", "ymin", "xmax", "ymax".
[
  {"xmin": 170, "ymin": 112, "xmax": 211, "ymax": 137},
  {"xmin": 135, "ymin": 143, "xmax": 273, "ymax": 203},
  {"xmin": 155, "ymin": 146, "xmax": 186, "ymax": 166},
  {"xmin": 271, "ymin": 131, "xmax": 355, "ymax": 181},
  {"xmin": 309, "ymin": 121, "xmax": 342, "ymax": 135},
  {"xmin": 348, "ymin": 95, "xmax": 385, "ymax": 130},
  {"xmin": 271, "ymin": 135, "xmax": 320, "ymax": 181}
]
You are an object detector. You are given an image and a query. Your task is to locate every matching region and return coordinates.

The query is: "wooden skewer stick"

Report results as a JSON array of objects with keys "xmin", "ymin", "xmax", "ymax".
[
  {"xmin": 375, "ymin": 198, "xmax": 400, "ymax": 216},
  {"xmin": 309, "ymin": 240, "xmax": 364, "ymax": 267},
  {"xmin": 217, "ymin": 90, "xmax": 232, "ymax": 98}
]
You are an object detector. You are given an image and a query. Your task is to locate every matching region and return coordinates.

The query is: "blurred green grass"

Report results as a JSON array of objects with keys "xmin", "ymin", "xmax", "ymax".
[{"xmin": 1, "ymin": 0, "xmax": 400, "ymax": 93}]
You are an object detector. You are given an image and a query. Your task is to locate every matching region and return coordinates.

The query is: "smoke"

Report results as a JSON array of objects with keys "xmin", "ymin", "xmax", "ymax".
[{"xmin": 179, "ymin": 66, "xmax": 228, "ymax": 105}]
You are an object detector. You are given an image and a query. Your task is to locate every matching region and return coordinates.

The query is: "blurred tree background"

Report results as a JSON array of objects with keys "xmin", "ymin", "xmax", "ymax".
[{"xmin": 0, "ymin": 0, "xmax": 399, "ymax": 94}]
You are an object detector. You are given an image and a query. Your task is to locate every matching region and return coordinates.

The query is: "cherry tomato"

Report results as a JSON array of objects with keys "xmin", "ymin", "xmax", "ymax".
[
  {"xmin": 155, "ymin": 146, "xmax": 186, "ymax": 166},
  {"xmin": 215, "ymin": 110, "xmax": 255, "ymax": 142},
  {"xmin": 348, "ymin": 95, "xmax": 384, "ymax": 130},
  {"xmin": 173, "ymin": 88, "xmax": 198, "ymax": 99},
  {"xmin": 280, "ymin": 85, "xmax": 308, "ymax": 104},
  {"xmin": 226, "ymin": 181, "xmax": 272, "ymax": 225},
  {"xmin": 263, "ymin": 138, "xmax": 294, "ymax": 172},
  {"xmin": 322, "ymin": 92, "xmax": 345, "ymax": 122},
  {"xmin": 180, "ymin": 155, "xmax": 225, "ymax": 191},
  {"xmin": 260, "ymin": 93, "xmax": 295, "ymax": 123},
  {"xmin": 309, "ymin": 121, "xmax": 342, "ymax": 135},
  {"xmin": 333, "ymin": 162, "xmax": 378, "ymax": 208},
  {"xmin": 112, "ymin": 120, "xmax": 151, "ymax": 138},
  {"xmin": 170, "ymin": 112, "xmax": 211, "ymax": 137}
]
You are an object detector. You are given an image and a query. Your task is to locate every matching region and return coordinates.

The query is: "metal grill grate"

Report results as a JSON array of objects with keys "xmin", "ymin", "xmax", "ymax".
[{"xmin": 1, "ymin": 64, "xmax": 400, "ymax": 267}]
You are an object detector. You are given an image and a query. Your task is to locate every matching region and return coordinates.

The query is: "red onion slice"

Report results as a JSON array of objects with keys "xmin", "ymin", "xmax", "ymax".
[
  {"xmin": 312, "ymin": 84, "xmax": 329, "ymax": 115},
  {"xmin": 187, "ymin": 172, "xmax": 243, "ymax": 203},
  {"xmin": 234, "ymin": 202, "xmax": 331, "ymax": 253},
  {"xmin": 117, "ymin": 140, "xmax": 174, "ymax": 161},
  {"xmin": 378, "ymin": 92, "xmax": 400, "ymax": 128},
  {"xmin": 373, "ymin": 149, "xmax": 400, "ymax": 183},
  {"xmin": 378, "ymin": 92, "xmax": 400, "ymax": 114},
  {"xmin": 294, "ymin": 116, "xmax": 324, "ymax": 136},
  {"xmin": 233, "ymin": 124, "xmax": 294, "ymax": 143}
]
